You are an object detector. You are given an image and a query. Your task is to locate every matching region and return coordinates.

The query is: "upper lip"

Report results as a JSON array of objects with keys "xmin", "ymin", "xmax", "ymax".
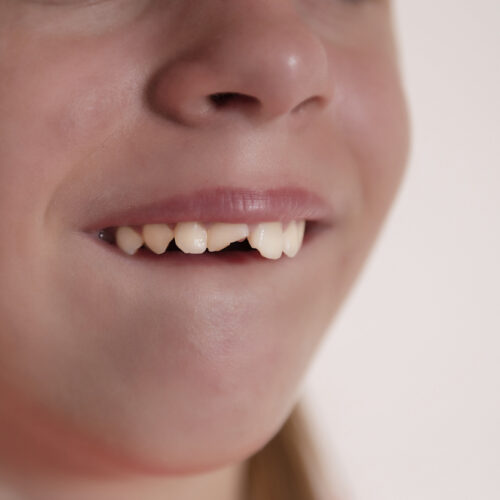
[{"xmin": 82, "ymin": 186, "xmax": 335, "ymax": 231}]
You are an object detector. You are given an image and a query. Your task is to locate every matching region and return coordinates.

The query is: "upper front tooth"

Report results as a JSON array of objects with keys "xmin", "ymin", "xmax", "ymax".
[
  {"xmin": 142, "ymin": 224, "xmax": 174, "ymax": 254},
  {"xmin": 115, "ymin": 226, "xmax": 144, "ymax": 255},
  {"xmin": 207, "ymin": 223, "xmax": 249, "ymax": 252},
  {"xmin": 248, "ymin": 222, "xmax": 283, "ymax": 260},
  {"xmin": 174, "ymin": 222, "xmax": 207, "ymax": 254}
]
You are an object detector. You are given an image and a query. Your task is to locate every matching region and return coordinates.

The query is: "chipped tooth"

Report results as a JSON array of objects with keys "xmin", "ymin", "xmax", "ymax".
[
  {"xmin": 207, "ymin": 223, "xmax": 249, "ymax": 252},
  {"xmin": 115, "ymin": 226, "xmax": 144, "ymax": 255},
  {"xmin": 248, "ymin": 222, "xmax": 283, "ymax": 260},
  {"xmin": 174, "ymin": 222, "xmax": 207, "ymax": 254},
  {"xmin": 283, "ymin": 221, "xmax": 300, "ymax": 257},
  {"xmin": 143, "ymin": 224, "xmax": 174, "ymax": 254}
]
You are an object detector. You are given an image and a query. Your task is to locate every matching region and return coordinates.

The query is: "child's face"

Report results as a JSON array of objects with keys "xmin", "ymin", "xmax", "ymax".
[{"xmin": 0, "ymin": 0, "xmax": 408, "ymax": 475}]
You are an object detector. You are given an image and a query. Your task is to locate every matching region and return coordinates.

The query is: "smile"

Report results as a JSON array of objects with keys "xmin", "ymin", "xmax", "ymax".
[{"xmin": 82, "ymin": 186, "xmax": 335, "ymax": 266}]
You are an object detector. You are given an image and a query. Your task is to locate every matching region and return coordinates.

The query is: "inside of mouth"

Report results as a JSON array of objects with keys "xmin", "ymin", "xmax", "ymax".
[{"xmin": 167, "ymin": 239, "xmax": 254, "ymax": 253}]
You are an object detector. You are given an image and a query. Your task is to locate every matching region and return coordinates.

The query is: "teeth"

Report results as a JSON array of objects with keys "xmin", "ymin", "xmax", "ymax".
[
  {"xmin": 207, "ymin": 223, "xmax": 249, "ymax": 252},
  {"xmin": 248, "ymin": 222, "xmax": 283, "ymax": 260},
  {"xmin": 142, "ymin": 224, "xmax": 174, "ymax": 254},
  {"xmin": 115, "ymin": 226, "xmax": 144, "ymax": 255},
  {"xmin": 110, "ymin": 220, "xmax": 306, "ymax": 259},
  {"xmin": 174, "ymin": 222, "xmax": 207, "ymax": 254}
]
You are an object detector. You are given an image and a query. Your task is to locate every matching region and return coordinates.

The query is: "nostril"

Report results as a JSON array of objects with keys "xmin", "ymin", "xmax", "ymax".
[
  {"xmin": 291, "ymin": 95, "xmax": 324, "ymax": 115},
  {"xmin": 209, "ymin": 92, "xmax": 259, "ymax": 109}
]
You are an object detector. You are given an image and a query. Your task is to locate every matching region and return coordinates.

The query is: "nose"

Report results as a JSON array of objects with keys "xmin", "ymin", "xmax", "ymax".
[{"xmin": 148, "ymin": 3, "xmax": 334, "ymax": 127}]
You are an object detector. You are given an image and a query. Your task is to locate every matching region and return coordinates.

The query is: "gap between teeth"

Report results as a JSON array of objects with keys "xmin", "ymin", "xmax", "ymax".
[{"xmin": 112, "ymin": 221, "xmax": 306, "ymax": 260}]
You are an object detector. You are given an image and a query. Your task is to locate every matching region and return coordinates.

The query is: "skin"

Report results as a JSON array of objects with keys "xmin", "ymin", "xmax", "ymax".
[{"xmin": 0, "ymin": 0, "xmax": 409, "ymax": 498}]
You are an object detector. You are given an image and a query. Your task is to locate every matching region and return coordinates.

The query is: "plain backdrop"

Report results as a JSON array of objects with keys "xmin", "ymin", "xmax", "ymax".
[{"xmin": 304, "ymin": 1, "xmax": 500, "ymax": 499}]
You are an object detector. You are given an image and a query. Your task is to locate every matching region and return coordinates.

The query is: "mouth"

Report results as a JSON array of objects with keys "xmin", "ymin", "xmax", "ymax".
[{"xmin": 82, "ymin": 186, "xmax": 335, "ymax": 264}]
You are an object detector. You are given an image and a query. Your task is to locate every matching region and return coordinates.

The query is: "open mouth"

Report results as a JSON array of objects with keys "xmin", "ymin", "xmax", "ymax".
[
  {"xmin": 79, "ymin": 186, "xmax": 335, "ymax": 266},
  {"xmin": 97, "ymin": 220, "xmax": 308, "ymax": 261}
]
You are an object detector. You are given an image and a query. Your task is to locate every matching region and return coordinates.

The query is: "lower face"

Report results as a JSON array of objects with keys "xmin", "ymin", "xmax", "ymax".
[{"xmin": 0, "ymin": 0, "xmax": 409, "ymax": 477}]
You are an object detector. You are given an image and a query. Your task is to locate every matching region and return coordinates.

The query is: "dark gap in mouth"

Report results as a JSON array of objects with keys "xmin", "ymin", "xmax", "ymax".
[
  {"xmin": 98, "ymin": 228, "xmax": 115, "ymax": 244},
  {"xmin": 166, "ymin": 239, "xmax": 253, "ymax": 253},
  {"xmin": 216, "ymin": 240, "xmax": 254, "ymax": 252}
]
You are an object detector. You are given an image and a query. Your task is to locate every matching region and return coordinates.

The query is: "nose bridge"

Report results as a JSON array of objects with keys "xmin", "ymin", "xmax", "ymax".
[{"xmin": 149, "ymin": 2, "xmax": 333, "ymax": 126}]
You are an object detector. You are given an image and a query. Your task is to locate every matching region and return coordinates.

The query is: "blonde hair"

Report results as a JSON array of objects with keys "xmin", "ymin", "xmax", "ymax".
[{"xmin": 245, "ymin": 403, "xmax": 334, "ymax": 500}]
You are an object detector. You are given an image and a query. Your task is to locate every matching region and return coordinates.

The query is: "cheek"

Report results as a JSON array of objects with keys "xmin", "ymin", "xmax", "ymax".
[
  {"xmin": 0, "ymin": 34, "xmax": 139, "ymax": 188},
  {"xmin": 0, "ymin": 36, "xmax": 142, "ymax": 284},
  {"xmin": 341, "ymin": 49, "xmax": 410, "ymax": 207},
  {"xmin": 331, "ymin": 44, "xmax": 410, "ymax": 239}
]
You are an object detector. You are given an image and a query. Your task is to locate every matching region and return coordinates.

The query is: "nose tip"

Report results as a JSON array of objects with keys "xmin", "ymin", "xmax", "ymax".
[{"xmin": 148, "ymin": 17, "xmax": 333, "ymax": 127}]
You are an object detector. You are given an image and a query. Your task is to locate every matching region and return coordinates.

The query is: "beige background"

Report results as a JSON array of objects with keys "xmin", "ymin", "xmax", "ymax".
[{"xmin": 304, "ymin": 1, "xmax": 500, "ymax": 498}]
